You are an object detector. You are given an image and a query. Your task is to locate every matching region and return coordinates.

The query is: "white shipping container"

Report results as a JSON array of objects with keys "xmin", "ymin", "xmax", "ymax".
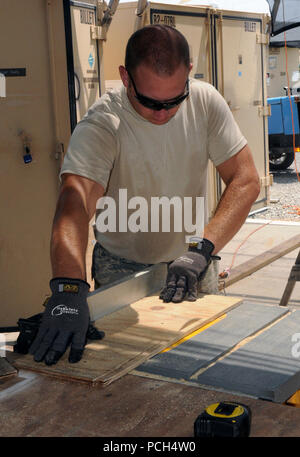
[{"xmin": 103, "ymin": 1, "xmax": 272, "ymax": 217}]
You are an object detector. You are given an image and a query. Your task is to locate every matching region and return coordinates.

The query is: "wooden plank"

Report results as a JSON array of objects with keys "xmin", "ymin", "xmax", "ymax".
[
  {"xmin": 219, "ymin": 234, "xmax": 300, "ymax": 290},
  {"xmin": 0, "ymin": 357, "xmax": 17, "ymax": 379},
  {"xmin": 12, "ymin": 294, "xmax": 242, "ymax": 386}
]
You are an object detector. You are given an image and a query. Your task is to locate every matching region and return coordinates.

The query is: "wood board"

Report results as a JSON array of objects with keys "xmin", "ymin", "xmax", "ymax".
[
  {"xmin": 0, "ymin": 357, "xmax": 18, "ymax": 379},
  {"xmin": 219, "ymin": 234, "xmax": 300, "ymax": 290},
  {"xmin": 11, "ymin": 294, "xmax": 242, "ymax": 386}
]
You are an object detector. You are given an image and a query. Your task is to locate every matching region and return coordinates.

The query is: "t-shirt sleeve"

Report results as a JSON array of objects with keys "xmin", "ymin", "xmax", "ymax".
[
  {"xmin": 207, "ymin": 85, "xmax": 247, "ymax": 166},
  {"xmin": 59, "ymin": 117, "xmax": 117, "ymax": 189}
]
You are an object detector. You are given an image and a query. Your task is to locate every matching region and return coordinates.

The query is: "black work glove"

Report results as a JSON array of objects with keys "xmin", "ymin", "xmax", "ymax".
[
  {"xmin": 14, "ymin": 312, "xmax": 104, "ymax": 355},
  {"xmin": 14, "ymin": 312, "xmax": 43, "ymax": 354},
  {"xmin": 29, "ymin": 278, "xmax": 97, "ymax": 365},
  {"xmin": 159, "ymin": 238, "xmax": 215, "ymax": 303}
]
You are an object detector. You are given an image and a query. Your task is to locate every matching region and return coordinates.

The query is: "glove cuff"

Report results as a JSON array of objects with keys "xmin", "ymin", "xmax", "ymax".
[
  {"xmin": 50, "ymin": 277, "xmax": 90, "ymax": 296},
  {"xmin": 188, "ymin": 238, "xmax": 215, "ymax": 262}
]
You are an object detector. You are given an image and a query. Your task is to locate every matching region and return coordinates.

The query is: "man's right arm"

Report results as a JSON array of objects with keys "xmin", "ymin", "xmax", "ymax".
[
  {"xmin": 51, "ymin": 173, "xmax": 105, "ymax": 281},
  {"xmin": 28, "ymin": 173, "xmax": 105, "ymax": 366}
]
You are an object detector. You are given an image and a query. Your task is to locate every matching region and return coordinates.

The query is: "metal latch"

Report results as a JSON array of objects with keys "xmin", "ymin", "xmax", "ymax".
[
  {"xmin": 258, "ymin": 105, "xmax": 271, "ymax": 117},
  {"xmin": 256, "ymin": 33, "xmax": 269, "ymax": 45},
  {"xmin": 260, "ymin": 175, "xmax": 273, "ymax": 187},
  {"xmin": 0, "ymin": 73, "xmax": 6, "ymax": 98},
  {"xmin": 92, "ymin": 0, "xmax": 120, "ymax": 40},
  {"xmin": 227, "ymin": 100, "xmax": 240, "ymax": 112},
  {"xmin": 90, "ymin": 25, "xmax": 106, "ymax": 40},
  {"xmin": 55, "ymin": 142, "xmax": 64, "ymax": 161}
]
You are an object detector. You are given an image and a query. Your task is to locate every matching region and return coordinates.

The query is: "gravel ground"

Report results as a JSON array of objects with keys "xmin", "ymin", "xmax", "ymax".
[{"xmin": 248, "ymin": 151, "xmax": 300, "ymax": 222}]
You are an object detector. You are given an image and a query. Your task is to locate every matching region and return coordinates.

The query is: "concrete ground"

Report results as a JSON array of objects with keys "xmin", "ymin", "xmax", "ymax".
[
  {"xmin": 1, "ymin": 219, "xmax": 300, "ymax": 437},
  {"xmin": 219, "ymin": 219, "xmax": 300, "ymax": 307}
]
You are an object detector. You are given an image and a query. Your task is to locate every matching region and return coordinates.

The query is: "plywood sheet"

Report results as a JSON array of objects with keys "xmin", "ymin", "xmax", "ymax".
[
  {"xmin": 12, "ymin": 294, "xmax": 242, "ymax": 386},
  {"xmin": 0, "ymin": 357, "xmax": 17, "ymax": 380}
]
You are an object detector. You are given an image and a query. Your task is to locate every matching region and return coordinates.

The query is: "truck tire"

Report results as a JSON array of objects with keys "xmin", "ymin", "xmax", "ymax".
[{"xmin": 269, "ymin": 150, "xmax": 294, "ymax": 171}]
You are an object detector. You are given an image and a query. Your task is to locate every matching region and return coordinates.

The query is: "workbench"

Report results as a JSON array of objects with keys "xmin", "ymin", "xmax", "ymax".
[
  {"xmin": 1, "ymin": 367, "xmax": 300, "ymax": 437},
  {"xmin": 1, "ymin": 220, "xmax": 300, "ymax": 438}
]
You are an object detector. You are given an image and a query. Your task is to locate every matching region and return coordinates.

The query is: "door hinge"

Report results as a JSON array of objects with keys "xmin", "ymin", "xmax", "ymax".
[
  {"xmin": 260, "ymin": 175, "xmax": 273, "ymax": 187},
  {"xmin": 258, "ymin": 104, "xmax": 271, "ymax": 117},
  {"xmin": 256, "ymin": 33, "xmax": 269, "ymax": 45}
]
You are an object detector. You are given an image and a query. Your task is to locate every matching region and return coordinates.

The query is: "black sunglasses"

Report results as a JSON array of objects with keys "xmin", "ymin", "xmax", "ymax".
[{"xmin": 126, "ymin": 69, "xmax": 189, "ymax": 111}]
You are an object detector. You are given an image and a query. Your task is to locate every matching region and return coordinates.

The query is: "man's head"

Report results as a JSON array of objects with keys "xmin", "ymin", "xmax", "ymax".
[
  {"xmin": 125, "ymin": 24, "xmax": 190, "ymax": 76},
  {"xmin": 119, "ymin": 25, "xmax": 192, "ymax": 125}
]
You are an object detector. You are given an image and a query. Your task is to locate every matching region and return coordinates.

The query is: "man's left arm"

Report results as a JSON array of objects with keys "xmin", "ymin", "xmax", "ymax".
[
  {"xmin": 204, "ymin": 143, "xmax": 260, "ymax": 254},
  {"xmin": 159, "ymin": 143, "xmax": 260, "ymax": 303}
]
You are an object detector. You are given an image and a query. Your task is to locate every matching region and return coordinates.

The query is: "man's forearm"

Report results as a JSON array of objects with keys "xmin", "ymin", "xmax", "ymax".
[
  {"xmin": 50, "ymin": 187, "xmax": 90, "ymax": 281},
  {"xmin": 204, "ymin": 177, "xmax": 260, "ymax": 254}
]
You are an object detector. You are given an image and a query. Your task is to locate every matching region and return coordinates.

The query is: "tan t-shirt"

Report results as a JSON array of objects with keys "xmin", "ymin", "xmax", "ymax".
[{"xmin": 60, "ymin": 79, "xmax": 247, "ymax": 263}]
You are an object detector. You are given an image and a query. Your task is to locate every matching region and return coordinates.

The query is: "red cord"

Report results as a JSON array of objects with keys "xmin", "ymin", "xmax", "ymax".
[{"xmin": 219, "ymin": 221, "xmax": 272, "ymax": 279}]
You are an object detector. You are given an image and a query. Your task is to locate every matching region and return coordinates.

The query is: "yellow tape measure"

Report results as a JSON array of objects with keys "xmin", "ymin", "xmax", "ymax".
[{"xmin": 194, "ymin": 401, "xmax": 251, "ymax": 437}]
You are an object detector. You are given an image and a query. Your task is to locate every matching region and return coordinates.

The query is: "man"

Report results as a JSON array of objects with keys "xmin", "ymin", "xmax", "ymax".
[{"xmin": 29, "ymin": 25, "xmax": 260, "ymax": 366}]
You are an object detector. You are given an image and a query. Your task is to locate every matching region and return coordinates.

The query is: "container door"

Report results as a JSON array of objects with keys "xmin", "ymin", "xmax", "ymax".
[
  {"xmin": 0, "ymin": 0, "xmax": 63, "ymax": 327},
  {"xmin": 65, "ymin": 0, "xmax": 103, "ymax": 129},
  {"xmin": 268, "ymin": 47, "xmax": 300, "ymax": 98},
  {"xmin": 150, "ymin": 8, "xmax": 211, "ymax": 84},
  {"xmin": 149, "ymin": 6, "xmax": 219, "ymax": 218},
  {"xmin": 214, "ymin": 13, "xmax": 270, "ymax": 209}
]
